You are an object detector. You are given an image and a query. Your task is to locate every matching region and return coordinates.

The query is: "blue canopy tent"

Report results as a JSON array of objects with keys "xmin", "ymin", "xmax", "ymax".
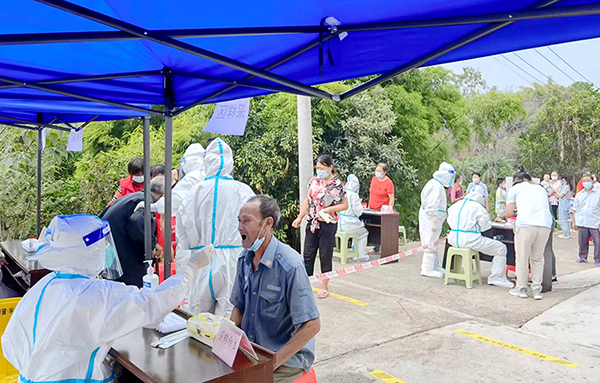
[{"xmin": 2, "ymin": 0, "xmax": 600, "ymax": 276}]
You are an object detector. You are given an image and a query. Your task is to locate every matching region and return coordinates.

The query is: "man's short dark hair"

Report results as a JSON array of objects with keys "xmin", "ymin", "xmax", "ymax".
[
  {"xmin": 496, "ymin": 178, "xmax": 505, "ymax": 187},
  {"xmin": 151, "ymin": 164, "xmax": 165, "ymax": 178},
  {"xmin": 472, "ymin": 172, "xmax": 481, "ymax": 177},
  {"xmin": 128, "ymin": 157, "xmax": 144, "ymax": 175},
  {"xmin": 248, "ymin": 195, "xmax": 281, "ymax": 228}
]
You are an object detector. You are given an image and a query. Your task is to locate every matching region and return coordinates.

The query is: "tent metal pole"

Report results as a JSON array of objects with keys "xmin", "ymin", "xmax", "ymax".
[
  {"xmin": 0, "ymin": 114, "xmax": 70, "ymax": 131},
  {"xmin": 0, "ymin": 70, "xmax": 162, "ymax": 90},
  {"xmin": 163, "ymin": 69, "xmax": 174, "ymax": 279},
  {"xmin": 5, "ymin": 3, "xmax": 600, "ymax": 45},
  {"xmin": 143, "ymin": 117, "xmax": 152, "ymax": 261},
  {"xmin": 0, "ymin": 75, "xmax": 163, "ymax": 116},
  {"xmin": 340, "ymin": 0, "xmax": 563, "ymax": 100},
  {"xmin": 34, "ymin": 0, "xmax": 335, "ymax": 101},
  {"xmin": 171, "ymin": 70, "xmax": 312, "ymax": 96},
  {"xmin": 36, "ymin": 114, "xmax": 43, "ymax": 237},
  {"xmin": 163, "ymin": 115, "xmax": 173, "ymax": 279},
  {"xmin": 174, "ymin": 32, "xmax": 340, "ymax": 115}
]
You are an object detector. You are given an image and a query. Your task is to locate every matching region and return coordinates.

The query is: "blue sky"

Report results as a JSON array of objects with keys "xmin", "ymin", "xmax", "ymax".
[{"xmin": 441, "ymin": 37, "xmax": 600, "ymax": 91}]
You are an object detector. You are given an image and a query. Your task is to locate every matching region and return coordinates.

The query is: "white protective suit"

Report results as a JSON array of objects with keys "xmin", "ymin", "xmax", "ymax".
[
  {"xmin": 152, "ymin": 143, "xmax": 206, "ymax": 266},
  {"xmin": 338, "ymin": 174, "xmax": 370, "ymax": 262},
  {"xmin": 1, "ymin": 215, "xmax": 211, "ymax": 383},
  {"xmin": 177, "ymin": 138, "xmax": 255, "ymax": 317},
  {"xmin": 447, "ymin": 192, "xmax": 514, "ymax": 288},
  {"xmin": 419, "ymin": 162, "xmax": 455, "ymax": 278}
]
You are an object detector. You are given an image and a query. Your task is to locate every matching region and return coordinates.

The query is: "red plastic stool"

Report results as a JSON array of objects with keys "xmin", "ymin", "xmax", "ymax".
[
  {"xmin": 157, "ymin": 261, "xmax": 177, "ymax": 283},
  {"xmin": 506, "ymin": 265, "xmax": 531, "ymax": 277},
  {"xmin": 293, "ymin": 367, "xmax": 317, "ymax": 383}
]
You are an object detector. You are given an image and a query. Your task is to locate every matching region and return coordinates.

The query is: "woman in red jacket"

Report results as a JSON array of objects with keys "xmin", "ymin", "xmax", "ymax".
[{"xmin": 109, "ymin": 157, "xmax": 145, "ymax": 205}]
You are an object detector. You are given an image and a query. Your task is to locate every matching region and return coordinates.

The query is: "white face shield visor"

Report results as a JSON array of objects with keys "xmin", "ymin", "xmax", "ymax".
[{"xmin": 36, "ymin": 215, "xmax": 123, "ymax": 279}]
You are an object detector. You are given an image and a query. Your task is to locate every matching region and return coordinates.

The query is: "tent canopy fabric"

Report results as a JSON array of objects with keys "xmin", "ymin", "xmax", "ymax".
[{"xmin": 1, "ymin": 0, "xmax": 600, "ymax": 116}]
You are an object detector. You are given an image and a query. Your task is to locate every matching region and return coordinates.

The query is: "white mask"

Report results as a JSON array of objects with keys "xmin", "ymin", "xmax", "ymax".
[
  {"xmin": 132, "ymin": 175, "xmax": 144, "ymax": 184},
  {"xmin": 551, "ymin": 175, "xmax": 558, "ymax": 180}
]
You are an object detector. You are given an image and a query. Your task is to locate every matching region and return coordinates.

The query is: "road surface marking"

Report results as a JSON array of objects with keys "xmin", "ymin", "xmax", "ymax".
[
  {"xmin": 456, "ymin": 330, "xmax": 577, "ymax": 367},
  {"xmin": 369, "ymin": 370, "xmax": 407, "ymax": 383},
  {"xmin": 312, "ymin": 287, "xmax": 368, "ymax": 306}
]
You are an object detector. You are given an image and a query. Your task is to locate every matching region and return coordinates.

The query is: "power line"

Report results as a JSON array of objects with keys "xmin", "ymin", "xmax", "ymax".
[
  {"xmin": 547, "ymin": 46, "xmax": 593, "ymax": 84},
  {"xmin": 512, "ymin": 52, "xmax": 552, "ymax": 82},
  {"xmin": 501, "ymin": 55, "xmax": 544, "ymax": 84},
  {"xmin": 534, "ymin": 48, "xmax": 578, "ymax": 83},
  {"xmin": 493, "ymin": 57, "xmax": 534, "ymax": 86}
]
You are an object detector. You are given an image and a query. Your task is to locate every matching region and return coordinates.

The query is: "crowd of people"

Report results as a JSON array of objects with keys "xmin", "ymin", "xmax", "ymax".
[{"xmin": 421, "ymin": 164, "xmax": 600, "ymax": 300}]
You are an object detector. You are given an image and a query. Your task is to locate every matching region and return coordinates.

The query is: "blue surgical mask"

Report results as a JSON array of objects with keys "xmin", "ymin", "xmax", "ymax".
[
  {"xmin": 317, "ymin": 170, "xmax": 329, "ymax": 179},
  {"xmin": 473, "ymin": 178, "xmax": 480, "ymax": 184},
  {"xmin": 248, "ymin": 221, "xmax": 267, "ymax": 252},
  {"xmin": 583, "ymin": 182, "xmax": 593, "ymax": 190},
  {"xmin": 375, "ymin": 172, "xmax": 384, "ymax": 179}
]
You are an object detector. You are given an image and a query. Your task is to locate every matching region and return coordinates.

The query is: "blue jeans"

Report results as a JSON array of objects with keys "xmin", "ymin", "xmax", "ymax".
[{"xmin": 558, "ymin": 200, "xmax": 571, "ymax": 236}]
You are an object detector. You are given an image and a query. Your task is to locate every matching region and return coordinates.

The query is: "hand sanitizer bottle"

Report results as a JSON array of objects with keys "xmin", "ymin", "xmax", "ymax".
[{"xmin": 143, "ymin": 260, "xmax": 159, "ymax": 289}]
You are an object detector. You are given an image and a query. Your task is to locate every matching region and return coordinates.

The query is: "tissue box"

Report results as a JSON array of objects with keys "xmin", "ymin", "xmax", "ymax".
[{"xmin": 187, "ymin": 313, "xmax": 234, "ymax": 348}]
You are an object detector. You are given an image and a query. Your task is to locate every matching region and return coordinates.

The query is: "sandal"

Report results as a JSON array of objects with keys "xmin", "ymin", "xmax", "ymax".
[{"xmin": 316, "ymin": 289, "xmax": 329, "ymax": 299}]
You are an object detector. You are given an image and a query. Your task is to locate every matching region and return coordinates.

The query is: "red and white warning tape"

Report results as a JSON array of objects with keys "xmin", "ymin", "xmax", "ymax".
[{"xmin": 308, "ymin": 237, "xmax": 447, "ymax": 283}]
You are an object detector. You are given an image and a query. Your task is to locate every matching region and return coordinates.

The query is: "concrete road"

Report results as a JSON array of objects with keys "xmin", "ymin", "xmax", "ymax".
[{"xmin": 311, "ymin": 232, "xmax": 600, "ymax": 383}]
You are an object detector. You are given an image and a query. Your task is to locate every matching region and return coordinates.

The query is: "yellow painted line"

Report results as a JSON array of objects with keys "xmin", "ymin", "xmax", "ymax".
[
  {"xmin": 369, "ymin": 370, "xmax": 407, "ymax": 383},
  {"xmin": 560, "ymin": 258, "xmax": 593, "ymax": 265},
  {"xmin": 311, "ymin": 287, "xmax": 368, "ymax": 306},
  {"xmin": 456, "ymin": 330, "xmax": 577, "ymax": 367}
]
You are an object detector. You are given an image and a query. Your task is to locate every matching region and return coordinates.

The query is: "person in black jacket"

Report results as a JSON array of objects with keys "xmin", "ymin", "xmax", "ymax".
[{"xmin": 100, "ymin": 176, "xmax": 165, "ymax": 287}]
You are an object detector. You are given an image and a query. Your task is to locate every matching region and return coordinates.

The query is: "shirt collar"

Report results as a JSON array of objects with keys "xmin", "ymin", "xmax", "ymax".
[{"xmin": 244, "ymin": 235, "xmax": 278, "ymax": 269}]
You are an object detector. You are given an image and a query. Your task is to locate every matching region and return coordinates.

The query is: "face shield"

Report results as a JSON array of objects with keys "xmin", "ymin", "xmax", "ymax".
[
  {"xmin": 36, "ymin": 215, "xmax": 123, "ymax": 279},
  {"xmin": 433, "ymin": 162, "xmax": 455, "ymax": 187}
]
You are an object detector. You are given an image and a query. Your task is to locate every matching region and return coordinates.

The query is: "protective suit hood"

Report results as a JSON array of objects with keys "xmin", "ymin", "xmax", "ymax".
[
  {"xmin": 36, "ymin": 215, "xmax": 122, "ymax": 279},
  {"xmin": 345, "ymin": 174, "xmax": 360, "ymax": 194},
  {"xmin": 180, "ymin": 143, "xmax": 205, "ymax": 175},
  {"xmin": 204, "ymin": 138, "xmax": 234, "ymax": 178},
  {"xmin": 433, "ymin": 162, "xmax": 455, "ymax": 188},
  {"xmin": 466, "ymin": 190, "xmax": 485, "ymax": 207}
]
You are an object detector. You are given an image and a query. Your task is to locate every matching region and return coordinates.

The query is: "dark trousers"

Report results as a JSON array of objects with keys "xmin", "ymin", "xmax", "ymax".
[
  {"xmin": 578, "ymin": 227, "xmax": 600, "ymax": 262},
  {"xmin": 551, "ymin": 204, "xmax": 558, "ymax": 220},
  {"xmin": 303, "ymin": 222, "xmax": 336, "ymax": 276}
]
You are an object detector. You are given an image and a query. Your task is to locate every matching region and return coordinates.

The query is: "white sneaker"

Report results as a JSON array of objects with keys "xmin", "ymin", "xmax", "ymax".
[
  {"xmin": 557, "ymin": 234, "xmax": 571, "ymax": 239},
  {"xmin": 533, "ymin": 290, "xmax": 543, "ymax": 300},
  {"xmin": 509, "ymin": 288, "xmax": 528, "ymax": 298},
  {"xmin": 488, "ymin": 279, "xmax": 515, "ymax": 288},
  {"xmin": 421, "ymin": 270, "xmax": 445, "ymax": 278}
]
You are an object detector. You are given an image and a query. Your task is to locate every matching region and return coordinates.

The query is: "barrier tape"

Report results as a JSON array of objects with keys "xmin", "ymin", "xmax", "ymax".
[{"xmin": 308, "ymin": 237, "xmax": 446, "ymax": 283}]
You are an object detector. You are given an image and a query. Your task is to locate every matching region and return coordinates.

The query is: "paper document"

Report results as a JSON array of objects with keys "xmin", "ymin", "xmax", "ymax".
[
  {"xmin": 203, "ymin": 98, "xmax": 250, "ymax": 136},
  {"xmin": 67, "ymin": 128, "xmax": 83, "ymax": 152}
]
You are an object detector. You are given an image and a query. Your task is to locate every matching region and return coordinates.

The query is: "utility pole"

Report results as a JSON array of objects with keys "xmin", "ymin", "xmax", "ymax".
[{"xmin": 297, "ymin": 95, "xmax": 313, "ymax": 253}]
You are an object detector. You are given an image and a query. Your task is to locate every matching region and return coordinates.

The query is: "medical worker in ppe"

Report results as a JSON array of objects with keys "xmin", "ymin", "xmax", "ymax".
[
  {"xmin": 2, "ymin": 214, "xmax": 212, "ymax": 383},
  {"xmin": 149, "ymin": 143, "xmax": 206, "ymax": 266},
  {"xmin": 447, "ymin": 191, "xmax": 514, "ymax": 288},
  {"xmin": 419, "ymin": 162, "xmax": 455, "ymax": 278},
  {"xmin": 178, "ymin": 137, "xmax": 255, "ymax": 317},
  {"xmin": 339, "ymin": 174, "xmax": 370, "ymax": 262}
]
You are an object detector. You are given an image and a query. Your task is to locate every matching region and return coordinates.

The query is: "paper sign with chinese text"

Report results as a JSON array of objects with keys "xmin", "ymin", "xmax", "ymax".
[
  {"xmin": 67, "ymin": 128, "xmax": 83, "ymax": 152},
  {"xmin": 203, "ymin": 98, "xmax": 250, "ymax": 136},
  {"xmin": 211, "ymin": 320, "xmax": 257, "ymax": 367}
]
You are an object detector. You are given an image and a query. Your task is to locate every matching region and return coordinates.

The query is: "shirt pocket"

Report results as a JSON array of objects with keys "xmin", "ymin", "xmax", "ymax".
[{"xmin": 259, "ymin": 289, "xmax": 284, "ymax": 319}]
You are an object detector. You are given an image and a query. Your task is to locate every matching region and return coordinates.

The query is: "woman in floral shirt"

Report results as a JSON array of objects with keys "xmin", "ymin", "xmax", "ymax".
[{"xmin": 293, "ymin": 155, "xmax": 348, "ymax": 298}]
